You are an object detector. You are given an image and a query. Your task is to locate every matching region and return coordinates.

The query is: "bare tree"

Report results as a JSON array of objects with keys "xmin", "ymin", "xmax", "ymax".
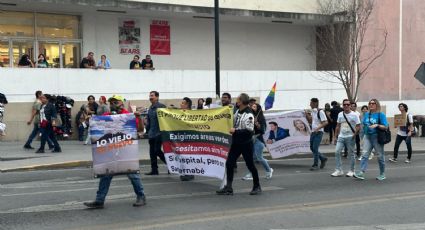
[{"xmin": 315, "ymin": 0, "xmax": 387, "ymax": 102}]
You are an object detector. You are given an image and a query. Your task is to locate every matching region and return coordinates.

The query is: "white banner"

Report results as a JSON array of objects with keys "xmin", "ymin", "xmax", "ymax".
[{"xmin": 263, "ymin": 110, "xmax": 311, "ymax": 158}]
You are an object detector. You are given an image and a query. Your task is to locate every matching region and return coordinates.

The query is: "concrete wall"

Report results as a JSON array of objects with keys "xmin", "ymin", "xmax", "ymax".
[{"xmin": 81, "ymin": 13, "xmax": 317, "ymax": 70}]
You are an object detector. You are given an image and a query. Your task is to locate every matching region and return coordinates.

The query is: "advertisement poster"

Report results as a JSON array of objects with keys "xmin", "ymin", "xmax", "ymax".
[
  {"xmin": 119, "ymin": 19, "xmax": 141, "ymax": 55},
  {"xmin": 263, "ymin": 110, "xmax": 311, "ymax": 159},
  {"xmin": 89, "ymin": 114, "xmax": 139, "ymax": 176},
  {"xmin": 158, "ymin": 107, "xmax": 233, "ymax": 179},
  {"xmin": 150, "ymin": 20, "xmax": 170, "ymax": 55}
]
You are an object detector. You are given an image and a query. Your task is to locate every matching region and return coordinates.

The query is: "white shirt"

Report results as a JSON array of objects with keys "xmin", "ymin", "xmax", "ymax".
[
  {"xmin": 337, "ymin": 111, "xmax": 361, "ymax": 138},
  {"xmin": 312, "ymin": 109, "xmax": 327, "ymax": 132},
  {"xmin": 397, "ymin": 113, "xmax": 414, "ymax": 136}
]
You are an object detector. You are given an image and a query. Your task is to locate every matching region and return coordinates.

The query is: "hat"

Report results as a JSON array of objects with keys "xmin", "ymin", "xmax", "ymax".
[{"xmin": 108, "ymin": 95, "xmax": 125, "ymax": 102}]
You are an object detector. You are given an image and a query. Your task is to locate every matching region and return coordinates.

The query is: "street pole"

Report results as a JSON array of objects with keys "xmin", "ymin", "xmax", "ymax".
[{"xmin": 214, "ymin": 0, "xmax": 220, "ymax": 98}]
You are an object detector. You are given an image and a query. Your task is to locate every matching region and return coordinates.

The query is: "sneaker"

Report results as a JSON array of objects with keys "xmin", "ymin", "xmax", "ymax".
[
  {"xmin": 320, "ymin": 158, "xmax": 328, "ymax": 169},
  {"xmin": 265, "ymin": 168, "xmax": 274, "ymax": 180},
  {"xmin": 368, "ymin": 153, "xmax": 374, "ymax": 160},
  {"xmin": 133, "ymin": 195, "xmax": 146, "ymax": 207},
  {"xmin": 376, "ymin": 174, "xmax": 386, "ymax": 181},
  {"xmin": 389, "ymin": 158, "xmax": 397, "ymax": 163},
  {"xmin": 83, "ymin": 201, "xmax": 104, "ymax": 209},
  {"xmin": 310, "ymin": 165, "xmax": 319, "ymax": 171},
  {"xmin": 249, "ymin": 186, "xmax": 262, "ymax": 195},
  {"xmin": 353, "ymin": 171, "xmax": 365, "ymax": 180},
  {"xmin": 242, "ymin": 173, "xmax": 253, "ymax": 181},
  {"xmin": 346, "ymin": 171, "xmax": 354, "ymax": 177},
  {"xmin": 216, "ymin": 186, "xmax": 233, "ymax": 195},
  {"xmin": 405, "ymin": 159, "xmax": 411, "ymax": 164},
  {"xmin": 331, "ymin": 170, "xmax": 344, "ymax": 177},
  {"xmin": 23, "ymin": 145, "xmax": 34, "ymax": 150},
  {"xmin": 357, "ymin": 156, "xmax": 362, "ymax": 161}
]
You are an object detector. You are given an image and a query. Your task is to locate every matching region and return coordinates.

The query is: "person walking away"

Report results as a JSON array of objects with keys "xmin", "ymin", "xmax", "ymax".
[
  {"xmin": 217, "ymin": 93, "xmax": 261, "ymax": 195},
  {"xmin": 242, "ymin": 102, "xmax": 273, "ymax": 180},
  {"xmin": 24, "ymin": 90, "xmax": 53, "ymax": 150},
  {"xmin": 306, "ymin": 98, "xmax": 329, "ymax": 171},
  {"xmin": 389, "ymin": 103, "xmax": 414, "ymax": 163},
  {"xmin": 145, "ymin": 91, "xmax": 167, "ymax": 175},
  {"xmin": 331, "ymin": 99, "xmax": 360, "ymax": 177},
  {"xmin": 354, "ymin": 99, "xmax": 388, "ymax": 181},
  {"xmin": 35, "ymin": 94, "xmax": 61, "ymax": 153},
  {"xmin": 84, "ymin": 95, "xmax": 146, "ymax": 209}
]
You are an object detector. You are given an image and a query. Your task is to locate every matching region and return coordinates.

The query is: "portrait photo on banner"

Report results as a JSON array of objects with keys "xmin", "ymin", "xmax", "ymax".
[{"xmin": 263, "ymin": 110, "xmax": 311, "ymax": 159}]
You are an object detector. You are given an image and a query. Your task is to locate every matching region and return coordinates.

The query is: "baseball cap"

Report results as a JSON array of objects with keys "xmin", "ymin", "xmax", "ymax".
[{"xmin": 108, "ymin": 95, "xmax": 126, "ymax": 102}]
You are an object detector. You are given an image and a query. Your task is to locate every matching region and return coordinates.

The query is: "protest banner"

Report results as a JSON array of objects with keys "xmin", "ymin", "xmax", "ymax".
[
  {"xmin": 263, "ymin": 110, "xmax": 311, "ymax": 158},
  {"xmin": 89, "ymin": 114, "xmax": 139, "ymax": 176},
  {"xmin": 158, "ymin": 107, "xmax": 233, "ymax": 179},
  {"xmin": 119, "ymin": 19, "xmax": 141, "ymax": 55}
]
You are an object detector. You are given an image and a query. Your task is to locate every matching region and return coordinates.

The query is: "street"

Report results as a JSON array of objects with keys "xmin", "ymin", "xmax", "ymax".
[{"xmin": 1, "ymin": 155, "xmax": 425, "ymax": 230}]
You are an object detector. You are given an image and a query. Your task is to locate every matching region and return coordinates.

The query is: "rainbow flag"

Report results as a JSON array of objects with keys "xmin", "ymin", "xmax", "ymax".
[{"xmin": 264, "ymin": 82, "xmax": 276, "ymax": 110}]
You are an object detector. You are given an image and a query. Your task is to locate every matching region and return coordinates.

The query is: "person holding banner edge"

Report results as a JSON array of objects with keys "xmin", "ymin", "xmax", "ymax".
[
  {"xmin": 305, "ymin": 98, "xmax": 329, "ymax": 171},
  {"xmin": 84, "ymin": 95, "xmax": 146, "ymax": 209},
  {"xmin": 179, "ymin": 97, "xmax": 196, "ymax": 181},
  {"xmin": 217, "ymin": 93, "xmax": 261, "ymax": 195}
]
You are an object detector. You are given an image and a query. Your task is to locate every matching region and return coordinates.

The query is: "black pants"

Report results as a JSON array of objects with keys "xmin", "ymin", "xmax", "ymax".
[
  {"xmin": 226, "ymin": 141, "xmax": 259, "ymax": 188},
  {"xmin": 148, "ymin": 135, "xmax": 166, "ymax": 172},
  {"xmin": 330, "ymin": 122, "xmax": 337, "ymax": 143},
  {"xmin": 393, "ymin": 135, "xmax": 412, "ymax": 160},
  {"xmin": 40, "ymin": 125, "xmax": 61, "ymax": 151},
  {"xmin": 355, "ymin": 134, "xmax": 360, "ymax": 157}
]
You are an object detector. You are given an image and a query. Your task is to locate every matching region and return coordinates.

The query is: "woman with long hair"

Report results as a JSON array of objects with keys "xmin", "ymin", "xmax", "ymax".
[
  {"xmin": 354, "ymin": 99, "xmax": 388, "ymax": 181},
  {"xmin": 292, "ymin": 119, "xmax": 311, "ymax": 136}
]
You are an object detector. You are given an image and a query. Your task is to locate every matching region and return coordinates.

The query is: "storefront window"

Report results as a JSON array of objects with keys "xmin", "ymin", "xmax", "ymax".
[
  {"xmin": 0, "ymin": 41, "xmax": 10, "ymax": 67},
  {"xmin": 36, "ymin": 13, "xmax": 80, "ymax": 39},
  {"xmin": 0, "ymin": 11, "xmax": 34, "ymax": 37},
  {"xmin": 39, "ymin": 41, "xmax": 60, "ymax": 68},
  {"xmin": 62, "ymin": 43, "xmax": 81, "ymax": 68},
  {"xmin": 12, "ymin": 40, "xmax": 34, "ymax": 67}
]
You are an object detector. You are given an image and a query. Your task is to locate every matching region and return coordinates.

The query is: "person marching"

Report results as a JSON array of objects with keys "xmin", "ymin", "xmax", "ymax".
[
  {"xmin": 389, "ymin": 103, "xmax": 414, "ymax": 163},
  {"xmin": 84, "ymin": 95, "xmax": 146, "ymax": 209},
  {"xmin": 217, "ymin": 93, "xmax": 261, "ymax": 195},
  {"xmin": 331, "ymin": 99, "xmax": 361, "ymax": 177}
]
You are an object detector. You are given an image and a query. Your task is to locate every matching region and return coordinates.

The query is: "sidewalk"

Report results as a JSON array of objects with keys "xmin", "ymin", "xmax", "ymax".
[{"xmin": 1, "ymin": 138, "xmax": 424, "ymax": 172}]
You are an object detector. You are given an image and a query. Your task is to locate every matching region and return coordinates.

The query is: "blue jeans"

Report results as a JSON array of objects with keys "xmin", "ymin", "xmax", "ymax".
[
  {"xmin": 253, "ymin": 138, "xmax": 271, "ymax": 172},
  {"xmin": 310, "ymin": 131, "xmax": 326, "ymax": 166},
  {"xmin": 335, "ymin": 136, "xmax": 356, "ymax": 171},
  {"xmin": 78, "ymin": 124, "xmax": 85, "ymax": 141},
  {"xmin": 25, "ymin": 123, "xmax": 54, "ymax": 148},
  {"xmin": 95, "ymin": 173, "xmax": 145, "ymax": 203},
  {"xmin": 359, "ymin": 134, "xmax": 385, "ymax": 175}
]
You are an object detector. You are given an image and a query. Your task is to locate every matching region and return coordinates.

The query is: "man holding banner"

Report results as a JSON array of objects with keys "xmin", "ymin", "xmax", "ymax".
[
  {"xmin": 217, "ymin": 93, "xmax": 261, "ymax": 195},
  {"xmin": 84, "ymin": 95, "xmax": 146, "ymax": 209}
]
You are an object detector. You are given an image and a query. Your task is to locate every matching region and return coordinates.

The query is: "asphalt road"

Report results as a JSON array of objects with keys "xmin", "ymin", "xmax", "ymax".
[{"xmin": 1, "ymin": 154, "xmax": 425, "ymax": 230}]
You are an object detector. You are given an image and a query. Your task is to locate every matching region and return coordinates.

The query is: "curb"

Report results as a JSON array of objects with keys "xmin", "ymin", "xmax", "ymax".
[{"xmin": 1, "ymin": 150, "xmax": 423, "ymax": 173}]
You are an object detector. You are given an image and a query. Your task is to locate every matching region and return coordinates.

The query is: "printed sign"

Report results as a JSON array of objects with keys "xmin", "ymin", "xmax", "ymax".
[
  {"xmin": 150, "ymin": 20, "xmax": 170, "ymax": 55},
  {"xmin": 394, "ymin": 114, "xmax": 407, "ymax": 127},
  {"xmin": 158, "ymin": 107, "xmax": 233, "ymax": 179},
  {"xmin": 263, "ymin": 110, "xmax": 311, "ymax": 158},
  {"xmin": 119, "ymin": 19, "xmax": 141, "ymax": 55},
  {"xmin": 89, "ymin": 114, "xmax": 139, "ymax": 176}
]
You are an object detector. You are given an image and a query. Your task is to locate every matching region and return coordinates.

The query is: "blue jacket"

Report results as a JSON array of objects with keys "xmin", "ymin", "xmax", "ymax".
[
  {"xmin": 267, "ymin": 127, "xmax": 290, "ymax": 142},
  {"xmin": 146, "ymin": 102, "xmax": 166, "ymax": 138}
]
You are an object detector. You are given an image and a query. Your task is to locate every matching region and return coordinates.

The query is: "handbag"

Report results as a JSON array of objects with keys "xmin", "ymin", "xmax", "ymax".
[
  {"xmin": 373, "ymin": 112, "xmax": 391, "ymax": 145},
  {"xmin": 40, "ymin": 119, "xmax": 48, "ymax": 128}
]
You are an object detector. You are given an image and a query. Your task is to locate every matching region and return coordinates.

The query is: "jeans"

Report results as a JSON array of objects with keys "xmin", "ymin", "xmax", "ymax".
[
  {"xmin": 39, "ymin": 125, "xmax": 61, "ymax": 151},
  {"xmin": 226, "ymin": 141, "xmax": 260, "ymax": 188},
  {"xmin": 335, "ymin": 136, "xmax": 356, "ymax": 171},
  {"xmin": 393, "ymin": 135, "xmax": 412, "ymax": 160},
  {"xmin": 148, "ymin": 135, "xmax": 166, "ymax": 172},
  {"xmin": 78, "ymin": 124, "xmax": 85, "ymax": 141},
  {"xmin": 310, "ymin": 131, "xmax": 327, "ymax": 166},
  {"xmin": 360, "ymin": 134, "xmax": 385, "ymax": 175},
  {"xmin": 25, "ymin": 123, "xmax": 54, "ymax": 148},
  {"xmin": 95, "ymin": 173, "xmax": 145, "ymax": 203},
  {"xmin": 253, "ymin": 138, "xmax": 271, "ymax": 172}
]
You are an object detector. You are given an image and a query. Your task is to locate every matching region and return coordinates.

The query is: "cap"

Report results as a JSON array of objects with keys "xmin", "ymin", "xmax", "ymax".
[{"xmin": 108, "ymin": 95, "xmax": 126, "ymax": 102}]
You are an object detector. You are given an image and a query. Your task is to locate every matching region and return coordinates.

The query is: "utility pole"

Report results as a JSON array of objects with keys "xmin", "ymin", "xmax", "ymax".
[{"xmin": 214, "ymin": 0, "xmax": 220, "ymax": 98}]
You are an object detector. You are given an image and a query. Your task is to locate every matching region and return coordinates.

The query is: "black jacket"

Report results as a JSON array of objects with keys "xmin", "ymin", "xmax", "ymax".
[{"xmin": 42, "ymin": 102, "xmax": 57, "ymax": 123}]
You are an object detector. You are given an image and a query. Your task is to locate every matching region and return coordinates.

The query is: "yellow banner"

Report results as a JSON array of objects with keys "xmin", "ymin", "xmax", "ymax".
[{"xmin": 158, "ymin": 106, "xmax": 233, "ymax": 134}]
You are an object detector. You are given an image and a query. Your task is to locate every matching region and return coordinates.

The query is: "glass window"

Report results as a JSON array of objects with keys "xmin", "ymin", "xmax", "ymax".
[
  {"xmin": 38, "ymin": 41, "xmax": 60, "ymax": 68},
  {"xmin": 62, "ymin": 43, "xmax": 81, "ymax": 68},
  {"xmin": 0, "ymin": 11, "xmax": 34, "ymax": 37},
  {"xmin": 36, "ymin": 13, "xmax": 80, "ymax": 39},
  {"xmin": 12, "ymin": 40, "xmax": 34, "ymax": 67},
  {"xmin": 0, "ymin": 40, "xmax": 10, "ymax": 67}
]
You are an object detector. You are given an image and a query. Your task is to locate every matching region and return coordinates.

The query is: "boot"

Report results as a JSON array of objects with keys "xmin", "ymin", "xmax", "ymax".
[
  {"xmin": 249, "ymin": 185, "xmax": 262, "ymax": 195},
  {"xmin": 216, "ymin": 186, "xmax": 233, "ymax": 195}
]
